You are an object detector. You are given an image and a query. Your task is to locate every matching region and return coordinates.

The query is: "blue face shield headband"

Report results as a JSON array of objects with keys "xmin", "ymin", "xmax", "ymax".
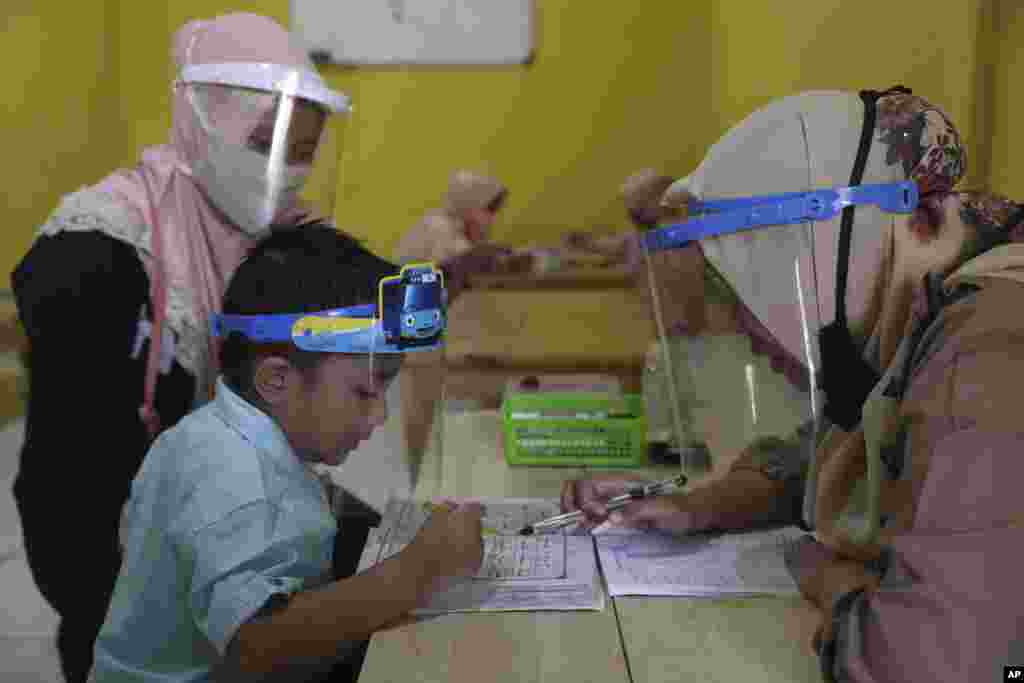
[
  {"xmin": 640, "ymin": 181, "xmax": 918, "ymax": 252},
  {"xmin": 210, "ymin": 262, "xmax": 447, "ymax": 354}
]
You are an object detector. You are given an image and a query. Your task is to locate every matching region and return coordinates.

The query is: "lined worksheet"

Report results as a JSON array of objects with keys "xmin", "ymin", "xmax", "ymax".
[
  {"xmin": 357, "ymin": 498, "xmax": 603, "ymax": 612},
  {"xmin": 374, "ymin": 497, "xmax": 566, "ymax": 544},
  {"xmin": 595, "ymin": 526, "xmax": 804, "ymax": 597},
  {"xmin": 373, "ymin": 530, "xmax": 567, "ymax": 580}
]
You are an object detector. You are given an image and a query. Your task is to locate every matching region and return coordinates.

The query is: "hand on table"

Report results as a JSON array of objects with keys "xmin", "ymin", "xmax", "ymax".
[
  {"xmin": 410, "ymin": 501, "xmax": 484, "ymax": 581},
  {"xmin": 560, "ymin": 474, "xmax": 694, "ymax": 534}
]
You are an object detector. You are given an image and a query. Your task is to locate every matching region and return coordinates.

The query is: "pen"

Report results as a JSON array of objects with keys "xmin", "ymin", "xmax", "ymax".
[{"xmin": 518, "ymin": 474, "xmax": 688, "ymax": 535}]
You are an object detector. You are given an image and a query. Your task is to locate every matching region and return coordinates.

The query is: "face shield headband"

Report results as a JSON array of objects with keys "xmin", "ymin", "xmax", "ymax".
[
  {"xmin": 209, "ymin": 263, "xmax": 447, "ymax": 354},
  {"xmin": 641, "ymin": 86, "xmax": 917, "ymax": 430},
  {"xmin": 641, "ymin": 181, "xmax": 917, "ymax": 252}
]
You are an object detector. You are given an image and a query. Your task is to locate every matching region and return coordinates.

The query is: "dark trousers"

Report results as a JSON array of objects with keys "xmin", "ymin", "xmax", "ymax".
[
  {"xmin": 325, "ymin": 490, "xmax": 382, "ymax": 683},
  {"xmin": 15, "ymin": 477, "xmax": 119, "ymax": 683},
  {"xmin": 55, "ymin": 614, "xmax": 108, "ymax": 683}
]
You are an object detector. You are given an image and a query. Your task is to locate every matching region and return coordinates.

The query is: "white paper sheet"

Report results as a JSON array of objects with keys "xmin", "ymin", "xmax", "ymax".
[
  {"xmin": 413, "ymin": 537, "xmax": 603, "ymax": 614},
  {"xmin": 356, "ymin": 498, "xmax": 603, "ymax": 612},
  {"xmin": 375, "ymin": 497, "xmax": 567, "ymax": 543},
  {"xmin": 375, "ymin": 532, "xmax": 567, "ymax": 580},
  {"xmin": 596, "ymin": 527, "xmax": 804, "ymax": 597}
]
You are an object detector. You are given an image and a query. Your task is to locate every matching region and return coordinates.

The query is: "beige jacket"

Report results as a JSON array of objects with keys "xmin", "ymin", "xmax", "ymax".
[{"xmin": 394, "ymin": 171, "xmax": 506, "ymax": 264}]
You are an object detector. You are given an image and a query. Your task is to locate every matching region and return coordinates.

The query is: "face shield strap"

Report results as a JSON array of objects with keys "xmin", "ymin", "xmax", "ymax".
[
  {"xmin": 639, "ymin": 181, "xmax": 917, "ymax": 253},
  {"xmin": 209, "ymin": 263, "xmax": 447, "ymax": 355},
  {"xmin": 819, "ymin": 85, "xmax": 912, "ymax": 430}
]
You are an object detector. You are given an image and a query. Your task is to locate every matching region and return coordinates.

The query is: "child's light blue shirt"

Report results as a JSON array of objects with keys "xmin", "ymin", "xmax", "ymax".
[{"xmin": 89, "ymin": 379, "xmax": 335, "ymax": 682}]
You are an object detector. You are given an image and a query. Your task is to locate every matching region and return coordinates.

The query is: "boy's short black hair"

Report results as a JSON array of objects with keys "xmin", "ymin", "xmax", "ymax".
[{"xmin": 219, "ymin": 222, "xmax": 399, "ymax": 400}]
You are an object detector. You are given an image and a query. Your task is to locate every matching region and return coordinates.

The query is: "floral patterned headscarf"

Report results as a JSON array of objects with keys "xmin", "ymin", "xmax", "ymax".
[
  {"xmin": 664, "ymin": 90, "xmax": 1022, "ymax": 392},
  {"xmin": 877, "ymin": 91, "xmax": 1023, "ymax": 245}
]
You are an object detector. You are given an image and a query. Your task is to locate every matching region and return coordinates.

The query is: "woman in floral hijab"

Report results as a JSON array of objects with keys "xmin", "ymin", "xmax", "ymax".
[{"xmin": 562, "ymin": 89, "xmax": 1023, "ymax": 682}]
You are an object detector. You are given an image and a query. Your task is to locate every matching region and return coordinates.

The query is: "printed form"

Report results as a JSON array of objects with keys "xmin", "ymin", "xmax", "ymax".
[
  {"xmin": 357, "ymin": 498, "xmax": 603, "ymax": 613},
  {"xmin": 595, "ymin": 526, "xmax": 805, "ymax": 597}
]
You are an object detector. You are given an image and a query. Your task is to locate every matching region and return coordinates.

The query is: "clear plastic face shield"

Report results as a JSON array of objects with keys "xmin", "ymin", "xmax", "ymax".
[
  {"xmin": 640, "ymin": 113, "xmax": 917, "ymax": 489},
  {"xmin": 209, "ymin": 262, "xmax": 446, "ymax": 465},
  {"xmin": 179, "ymin": 63, "xmax": 351, "ymax": 235}
]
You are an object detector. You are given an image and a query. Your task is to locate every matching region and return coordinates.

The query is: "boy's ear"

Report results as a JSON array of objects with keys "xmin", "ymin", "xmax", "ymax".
[{"xmin": 253, "ymin": 355, "xmax": 293, "ymax": 407}]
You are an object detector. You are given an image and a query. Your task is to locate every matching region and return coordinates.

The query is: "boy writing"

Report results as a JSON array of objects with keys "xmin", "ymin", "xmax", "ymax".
[{"xmin": 89, "ymin": 224, "xmax": 483, "ymax": 681}]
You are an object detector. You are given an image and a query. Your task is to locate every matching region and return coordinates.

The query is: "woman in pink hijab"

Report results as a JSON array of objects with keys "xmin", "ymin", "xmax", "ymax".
[{"xmin": 10, "ymin": 14, "xmax": 348, "ymax": 681}]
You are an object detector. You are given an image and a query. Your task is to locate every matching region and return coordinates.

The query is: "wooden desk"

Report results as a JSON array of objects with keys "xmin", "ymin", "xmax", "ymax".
[
  {"xmin": 615, "ymin": 597, "xmax": 821, "ymax": 683},
  {"xmin": 362, "ymin": 328, "xmax": 820, "ymax": 682},
  {"xmin": 359, "ymin": 412, "xmax": 628, "ymax": 683},
  {"xmin": 439, "ymin": 281, "xmax": 653, "ymax": 413},
  {"xmin": 363, "ymin": 407, "xmax": 817, "ymax": 678},
  {"xmin": 399, "ymin": 269, "xmax": 655, "ymax": 463},
  {"xmin": 360, "ymin": 405, "xmax": 819, "ymax": 683},
  {"xmin": 360, "ymin": 609, "xmax": 630, "ymax": 683},
  {"xmin": 439, "ymin": 257, "xmax": 744, "ymax": 405},
  {"xmin": 467, "ymin": 264, "xmax": 637, "ymax": 291},
  {"xmin": 446, "ymin": 286, "xmax": 650, "ymax": 372}
]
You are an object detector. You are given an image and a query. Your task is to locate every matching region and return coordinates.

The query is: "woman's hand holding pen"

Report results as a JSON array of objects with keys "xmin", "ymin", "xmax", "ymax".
[{"xmin": 560, "ymin": 475, "xmax": 694, "ymax": 534}]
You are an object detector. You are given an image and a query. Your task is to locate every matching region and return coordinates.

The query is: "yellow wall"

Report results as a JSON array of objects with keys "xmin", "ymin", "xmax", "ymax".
[
  {"xmin": 106, "ymin": 1, "xmax": 717, "ymax": 259},
  {"xmin": 0, "ymin": 2, "xmax": 121, "ymax": 281},
  {"xmin": 989, "ymin": 0, "xmax": 1024, "ymax": 198},
  {"xmin": 331, "ymin": 3, "xmax": 716, "ymax": 258},
  {"xmin": 2, "ymin": 0, "xmax": 1016, "ymax": 280},
  {"xmin": 709, "ymin": 0, "xmax": 993, "ymax": 190}
]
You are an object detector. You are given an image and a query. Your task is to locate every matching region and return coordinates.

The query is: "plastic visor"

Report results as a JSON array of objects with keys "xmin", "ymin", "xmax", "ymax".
[
  {"xmin": 638, "ymin": 112, "xmax": 917, "ymax": 497},
  {"xmin": 180, "ymin": 63, "xmax": 351, "ymax": 232},
  {"xmin": 210, "ymin": 263, "xmax": 447, "ymax": 355}
]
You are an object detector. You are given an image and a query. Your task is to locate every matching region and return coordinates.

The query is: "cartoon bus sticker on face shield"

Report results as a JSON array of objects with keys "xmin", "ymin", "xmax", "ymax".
[{"xmin": 380, "ymin": 263, "xmax": 446, "ymax": 349}]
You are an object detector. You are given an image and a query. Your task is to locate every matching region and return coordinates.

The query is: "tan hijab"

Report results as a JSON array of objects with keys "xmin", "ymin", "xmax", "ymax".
[
  {"xmin": 394, "ymin": 170, "xmax": 506, "ymax": 264},
  {"xmin": 663, "ymin": 90, "xmax": 974, "ymax": 558},
  {"xmin": 621, "ymin": 169, "xmax": 682, "ymax": 226}
]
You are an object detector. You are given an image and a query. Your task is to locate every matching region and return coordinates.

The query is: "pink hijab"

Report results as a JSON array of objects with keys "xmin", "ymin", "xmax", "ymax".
[{"xmin": 92, "ymin": 14, "xmax": 320, "ymax": 436}]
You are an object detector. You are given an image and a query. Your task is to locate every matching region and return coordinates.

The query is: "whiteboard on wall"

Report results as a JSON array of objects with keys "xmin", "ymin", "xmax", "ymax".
[{"xmin": 290, "ymin": 0, "xmax": 534, "ymax": 65}]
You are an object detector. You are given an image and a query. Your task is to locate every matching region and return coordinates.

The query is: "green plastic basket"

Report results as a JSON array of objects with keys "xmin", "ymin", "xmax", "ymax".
[{"xmin": 501, "ymin": 392, "xmax": 647, "ymax": 467}]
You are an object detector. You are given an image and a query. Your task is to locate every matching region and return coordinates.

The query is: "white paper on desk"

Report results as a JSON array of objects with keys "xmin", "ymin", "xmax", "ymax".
[
  {"xmin": 357, "ymin": 499, "xmax": 604, "ymax": 612},
  {"xmin": 358, "ymin": 498, "xmax": 572, "ymax": 576},
  {"xmin": 374, "ymin": 497, "xmax": 569, "ymax": 544},
  {"xmin": 414, "ymin": 537, "xmax": 603, "ymax": 614},
  {"xmin": 376, "ymin": 532, "xmax": 567, "ymax": 580},
  {"xmin": 595, "ymin": 527, "xmax": 804, "ymax": 597}
]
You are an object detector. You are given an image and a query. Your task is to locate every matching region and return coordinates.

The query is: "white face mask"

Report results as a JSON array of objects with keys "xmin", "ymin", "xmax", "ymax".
[{"xmin": 193, "ymin": 133, "xmax": 311, "ymax": 237}]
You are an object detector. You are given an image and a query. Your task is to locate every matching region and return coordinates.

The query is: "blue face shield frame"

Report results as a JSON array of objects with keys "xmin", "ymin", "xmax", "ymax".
[
  {"xmin": 640, "ymin": 181, "xmax": 918, "ymax": 252},
  {"xmin": 210, "ymin": 262, "xmax": 447, "ymax": 354}
]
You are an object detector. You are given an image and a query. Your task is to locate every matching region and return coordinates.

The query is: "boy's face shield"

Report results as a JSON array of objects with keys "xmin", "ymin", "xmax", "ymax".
[
  {"xmin": 211, "ymin": 263, "xmax": 447, "ymax": 397},
  {"xmin": 180, "ymin": 62, "xmax": 351, "ymax": 233}
]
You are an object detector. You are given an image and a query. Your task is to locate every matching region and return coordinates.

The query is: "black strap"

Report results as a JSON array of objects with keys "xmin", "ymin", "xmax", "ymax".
[
  {"xmin": 834, "ymin": 86, "xmax": 912, "ymax": 326},
  {"xmin": 1004, "ymin": 204, "xmax": 1024, "ymax": 234}
]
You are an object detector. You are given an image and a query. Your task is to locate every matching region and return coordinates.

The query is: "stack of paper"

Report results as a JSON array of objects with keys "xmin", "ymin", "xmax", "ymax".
[
  {"xmin": 594, "ymin": 526, "xmax": 805, "ymax": 597},
  {"xmin": 357, "ymin": 498, "xmax": 604, "ymax": 613},
  {"xmin": 357, "ymin": 498, "xmax": 806, "ymax": 610}
]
